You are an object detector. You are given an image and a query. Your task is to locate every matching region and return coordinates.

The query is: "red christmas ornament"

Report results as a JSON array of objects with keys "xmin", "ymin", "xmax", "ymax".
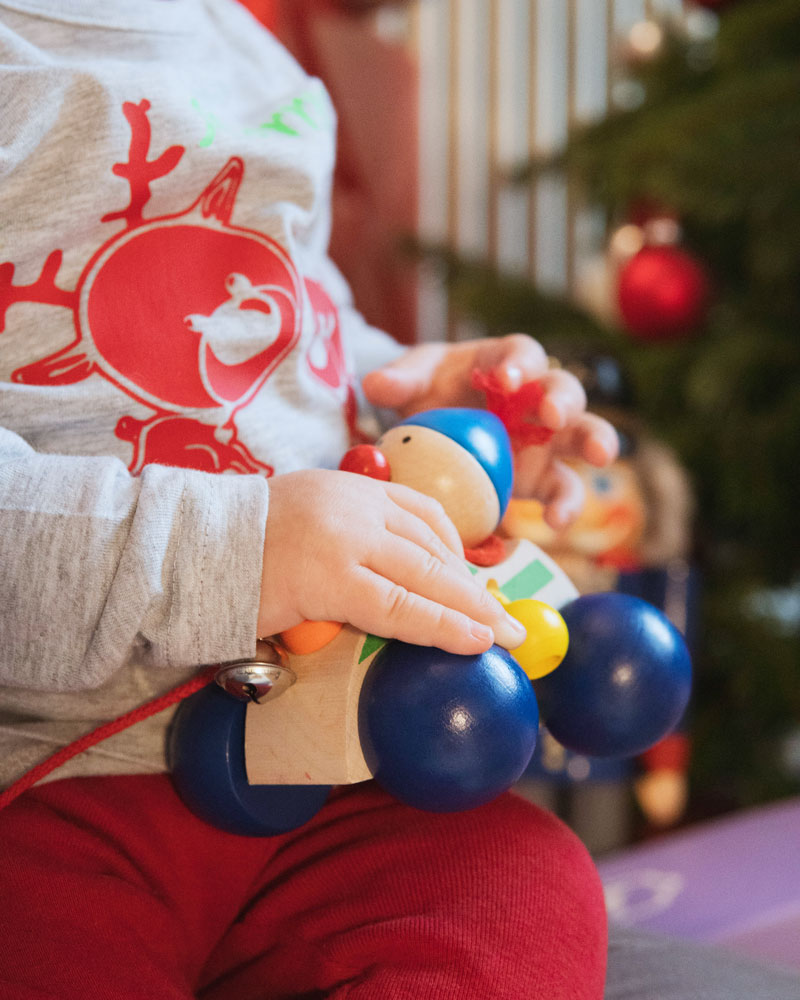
[{"xmin": 617, "ymin": 245, "xmax": 710, "ymax": 342}]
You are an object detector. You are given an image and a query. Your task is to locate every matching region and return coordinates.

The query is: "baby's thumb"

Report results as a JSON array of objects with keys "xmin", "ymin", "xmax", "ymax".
[{"xmin": 362, "ymin": 362, "xmax": 431, "ymax": 411}]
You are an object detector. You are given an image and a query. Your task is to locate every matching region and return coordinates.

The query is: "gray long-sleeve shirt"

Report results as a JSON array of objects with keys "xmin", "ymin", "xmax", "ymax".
[{"xmin": 0, "ymin": 0, "xmax": 402, "ymax": 786}]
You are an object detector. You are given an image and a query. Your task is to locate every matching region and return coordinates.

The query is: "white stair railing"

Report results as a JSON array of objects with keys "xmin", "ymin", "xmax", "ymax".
[{"xmin": 390, "ymin": 0, "xmax": 685, "ymax": 342}]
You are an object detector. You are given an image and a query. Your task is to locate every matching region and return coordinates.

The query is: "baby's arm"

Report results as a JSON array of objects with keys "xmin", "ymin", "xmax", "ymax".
[
  {"xmin": 257, "ymin": 469, "xmax": 526, "ymax": 655},
  {"xmin": 0, "ymin": 426, "xmax": 267, "ymax": 690},
  {"xmin": 0, "ymin": 416, "xmax": 524, "ymax": 696}
]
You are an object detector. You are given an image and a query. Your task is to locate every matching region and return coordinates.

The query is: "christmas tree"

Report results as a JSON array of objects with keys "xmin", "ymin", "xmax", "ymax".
[{"xmin": 426, "ymin": 0, "xmax": 800, "ymax": 818}]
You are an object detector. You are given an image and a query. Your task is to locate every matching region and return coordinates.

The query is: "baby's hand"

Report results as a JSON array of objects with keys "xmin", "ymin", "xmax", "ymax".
[
  {"xmin": 257, "ymin": 470, "xmax": 527, "ymax": 654},
  {"xmin": 362, "ymin": 334, "xmax": 619, "ymax": 530}
]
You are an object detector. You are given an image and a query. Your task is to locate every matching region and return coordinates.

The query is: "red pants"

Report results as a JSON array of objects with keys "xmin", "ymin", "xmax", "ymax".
[{"xmin": 0, "ymin": 775, "xmax": 606, "ymax": 999}]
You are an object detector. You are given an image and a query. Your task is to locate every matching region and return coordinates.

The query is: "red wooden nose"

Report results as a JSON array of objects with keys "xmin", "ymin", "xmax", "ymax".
[{"xmin": 338, "ymin": 444, "xmax": 391, "ymax": 480}]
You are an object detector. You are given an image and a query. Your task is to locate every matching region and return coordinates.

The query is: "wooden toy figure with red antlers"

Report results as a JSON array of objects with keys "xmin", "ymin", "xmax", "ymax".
[{"xmin": 169, "ymin": 373, "xmax": 692, "ymax": 836}]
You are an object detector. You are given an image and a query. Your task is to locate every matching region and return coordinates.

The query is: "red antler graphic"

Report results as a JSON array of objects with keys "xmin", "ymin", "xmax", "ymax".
[
  {"xmin": 0, "ymin": 250, "xmax": 74, "ymax": 333},
  {"xmin": 101, "ymin": 100, "xmax": 185, "ymax": 230},
  {"xmin": 200, "ymin": 158, "xmax": 244, "ymax": 225}
]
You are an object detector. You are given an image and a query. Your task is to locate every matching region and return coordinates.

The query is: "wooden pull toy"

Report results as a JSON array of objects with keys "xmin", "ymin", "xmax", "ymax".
[{"xmin": 169, "ymin": 401, "xmax": 692, "ymax": 836}]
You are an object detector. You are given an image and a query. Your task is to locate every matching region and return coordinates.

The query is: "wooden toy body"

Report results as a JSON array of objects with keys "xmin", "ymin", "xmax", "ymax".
[
  {"xmin": 244, "ymin": 537, "xmax": 578, "ymax": 786},
  {"xmin": 244, "ymin": 625, "xmax": 384, "ymax": 786},
  {"xmin": 169, "ymin": 402, "xmax": 691, "ymax": 833}
]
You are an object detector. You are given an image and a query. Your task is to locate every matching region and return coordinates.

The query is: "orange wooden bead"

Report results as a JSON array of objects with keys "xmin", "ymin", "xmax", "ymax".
[{"xmin": 279, "ymin": 619, "xmax": 344, "ymax": 655}]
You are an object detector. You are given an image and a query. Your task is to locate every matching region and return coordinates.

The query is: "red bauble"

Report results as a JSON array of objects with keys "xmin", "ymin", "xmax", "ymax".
[{"xmin": 617, "ymin": 245, "xmax": 710, "ymax": 342}]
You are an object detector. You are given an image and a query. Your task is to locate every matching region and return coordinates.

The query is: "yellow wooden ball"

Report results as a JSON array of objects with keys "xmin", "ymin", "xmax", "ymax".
[{"xmin": 504, "ymin": 599, "xmax": 569, "ymax": 680}]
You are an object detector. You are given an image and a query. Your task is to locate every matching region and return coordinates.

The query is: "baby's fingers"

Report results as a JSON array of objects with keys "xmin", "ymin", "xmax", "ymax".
[
  {"xmin": 529, "ymin": 460, "xmax": 587, "ymax": 530},
  {"xmin": 549, "ymin": 412, "xmax": 620, "ymax": 467},
  {"xmin": 348, "ymin": 560, "xmax": 525, "ymax": 656},
  {"xmin": 375, "ymin": 534, "xmax": 525, "ymax": 647},
  {"xmin": 534, "ymin": 368, "xmax": 588, "ymax": 430},
  {"xmin": 385, "ymin": 482, "xmax": 465, "ymax": 559},
  {"xmin": 385, "ymin": 503, "xmax": 472, "ymax": 578},
  {"xmin": 474, "ymin": 333, "xmax": 549, "ymax": 392}
]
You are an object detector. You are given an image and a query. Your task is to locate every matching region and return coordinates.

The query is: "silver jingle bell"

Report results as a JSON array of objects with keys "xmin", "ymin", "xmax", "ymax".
[{"xmin": 214, "ymin": 639, "xmax": 296, "ymax": 704}]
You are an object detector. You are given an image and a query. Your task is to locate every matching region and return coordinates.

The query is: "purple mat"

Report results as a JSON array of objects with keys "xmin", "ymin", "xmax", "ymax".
[{"xmin": 597, "ymin": 798, "xmax": 800, "ymax": 969}]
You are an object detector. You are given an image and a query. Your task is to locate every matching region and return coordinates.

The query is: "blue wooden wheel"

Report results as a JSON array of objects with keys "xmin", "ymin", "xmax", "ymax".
[
  {"xmin": 359, "ymin": 642, "xmax": 539, "ymax": 812},
  {"xmin": 534, "ymin": 592, "xmax": 692, "ymax": 758},
  {"xmin": 168, "ymin": 682, "xmax": 331, "ymax": 836}
]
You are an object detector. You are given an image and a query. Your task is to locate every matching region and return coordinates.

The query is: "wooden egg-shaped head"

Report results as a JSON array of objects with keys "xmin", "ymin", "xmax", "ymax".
[{"xmin": 377, "ymin": 408, "xmax": 513, "ymax": 549}]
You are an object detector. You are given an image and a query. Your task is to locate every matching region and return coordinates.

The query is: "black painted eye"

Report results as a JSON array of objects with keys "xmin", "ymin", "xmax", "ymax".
[{"xmin": 402, "ymin": 435, "xmax": 412, "ymax": 443}]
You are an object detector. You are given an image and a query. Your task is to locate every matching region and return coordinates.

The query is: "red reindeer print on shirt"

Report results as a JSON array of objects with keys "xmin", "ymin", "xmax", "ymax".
[
  {"xmin": 0, "ymin": 100, "xmax": 305, "ymax": 475},
  {"xmin": 304, "ymin": 278, "xmax": 346, "ymax": 394},
  {"xmin": 304, "ymin": 277, "xmax": 367, "ymax": 443}
]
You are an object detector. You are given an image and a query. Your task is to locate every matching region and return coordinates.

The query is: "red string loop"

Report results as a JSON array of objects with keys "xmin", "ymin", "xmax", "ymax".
[{"xmin": 0, "ymin": 665, "xmax": 217, "ymax": 812}]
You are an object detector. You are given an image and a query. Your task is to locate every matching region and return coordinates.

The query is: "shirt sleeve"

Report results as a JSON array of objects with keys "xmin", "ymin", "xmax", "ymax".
[{"xmin": 0, "ymin": 426, "xmax": 269, "ymax": 692}]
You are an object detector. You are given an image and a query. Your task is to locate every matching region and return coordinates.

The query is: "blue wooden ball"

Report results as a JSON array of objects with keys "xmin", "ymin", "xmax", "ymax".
[
  {"xmin": 168, "ymin": 683, "xmax": 331, "ymax": 836},
  {"xmin": 533, "ymin": 592, "xmax": 692, "ymax": 758},
  {"xmin": 358, "ymin": 642, "xmax": 539, "ymax": 812}
]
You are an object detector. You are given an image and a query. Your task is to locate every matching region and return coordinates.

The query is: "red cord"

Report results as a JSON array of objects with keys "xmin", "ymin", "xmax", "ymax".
[{"xmin": 0, "ymin": 665, "xmax": 218, "ymax": 812}]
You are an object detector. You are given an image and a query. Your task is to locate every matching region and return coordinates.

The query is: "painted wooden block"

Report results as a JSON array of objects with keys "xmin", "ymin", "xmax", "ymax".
[{"xmin": 468, "ymin": 537, "xmax": 578, "ymax": 610}]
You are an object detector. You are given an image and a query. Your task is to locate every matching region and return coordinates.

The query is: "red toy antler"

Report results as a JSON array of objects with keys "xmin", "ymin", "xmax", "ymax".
[{"xmin": 471, "ymin": 369, "xmax": 554, "ymax": 449}]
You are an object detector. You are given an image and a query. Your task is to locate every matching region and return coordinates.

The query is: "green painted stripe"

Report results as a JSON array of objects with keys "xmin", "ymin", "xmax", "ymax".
[{"xmin": 502, "ymin": 559, "xmax": 554, "ymax": 601}]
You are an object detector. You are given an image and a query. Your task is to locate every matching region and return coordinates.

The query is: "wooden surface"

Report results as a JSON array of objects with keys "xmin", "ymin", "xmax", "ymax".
[{"xmin": 244, "ymin": 625, "xmax": 385, "ymax": 786}]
